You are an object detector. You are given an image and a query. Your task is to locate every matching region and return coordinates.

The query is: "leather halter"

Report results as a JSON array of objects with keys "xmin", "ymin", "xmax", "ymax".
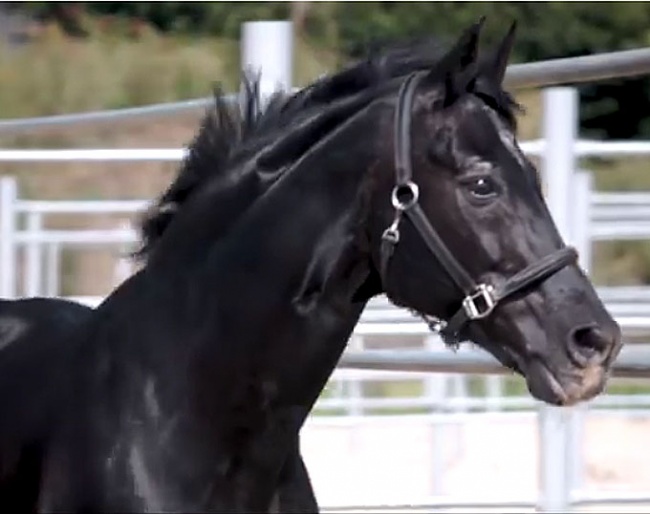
[{"xmin": 379, "ymin": 71, "xmax": 578, "ymax": 346}]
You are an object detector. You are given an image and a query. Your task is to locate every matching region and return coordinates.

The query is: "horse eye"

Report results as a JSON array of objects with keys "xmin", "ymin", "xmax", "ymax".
[{"xmin": 465, "ymin": 176, "xmax": 498, "ymax": 199}]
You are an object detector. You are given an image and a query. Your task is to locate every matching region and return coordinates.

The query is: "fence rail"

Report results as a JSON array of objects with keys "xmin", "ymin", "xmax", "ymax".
[
  {"xmin": 4, "ymin": 138, "xmax": 650, "ymax": 165},
  {"xmin": 338, "ymin": 345, "xmax": 650, "ymax": 380},
  {"xmin": 0, "ymin": 46, "xmax": 646, "ymax": 137},
  {"xmin": 504, "ymin": 47, "xmax": 650, "ymax": 89}
]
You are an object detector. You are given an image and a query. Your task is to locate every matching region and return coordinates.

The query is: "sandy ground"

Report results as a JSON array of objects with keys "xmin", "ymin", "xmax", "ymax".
[{"xmin": 301, "ymin": 412, "xmax": 650, "ymax": 511}]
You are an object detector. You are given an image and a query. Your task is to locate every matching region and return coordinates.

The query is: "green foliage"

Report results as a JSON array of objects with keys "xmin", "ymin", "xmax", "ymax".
[
  {"xmin": 14, "ymin": 2, "xmax": 293, "ymax": 39},
  {"xmin": 12, "ymin": 2, "xmax": 650, "ymax": 140},
  {"xmin": 87, "ymin": 2, "xmax": 292, "ymax": 38},
  {"xmin": 320, "ymin": 2, "xmax": 650, "ymax": 141},
  {"xmin": 15, "ymin": 2, "xmax": 650, "ymax": 60}
]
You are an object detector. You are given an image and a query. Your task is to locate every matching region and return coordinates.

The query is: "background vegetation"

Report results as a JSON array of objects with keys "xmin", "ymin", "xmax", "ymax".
[
  {"xmin": 9, "ymin": 1, "xmax": 650, "ymax": 140},
  {"xmin": 0, "ymin": 2, "xmax": 649, "ymax": 292}
]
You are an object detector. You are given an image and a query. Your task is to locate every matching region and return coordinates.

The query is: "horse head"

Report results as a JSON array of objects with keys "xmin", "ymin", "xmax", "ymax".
[{"xmin": 362, "ymin": 19, "xmax": 621, "ymax": 406}]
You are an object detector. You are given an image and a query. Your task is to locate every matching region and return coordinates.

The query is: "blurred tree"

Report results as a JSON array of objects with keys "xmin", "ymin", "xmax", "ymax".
[
  {"xmin": 7, "ymin": 1, "xmax": 650, "ymax": 139},
  {"xmin": 311, "ymin": 1, "xmax": 650, "ymax": 140}
]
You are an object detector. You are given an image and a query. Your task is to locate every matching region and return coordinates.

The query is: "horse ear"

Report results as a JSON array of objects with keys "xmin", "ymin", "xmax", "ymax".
[
  {"xmin": 430, "ymin": 17, "xmax": 485, "ymax": 104},
  {"xmin": 482, "ymin": 20, "xmax": 517, "ymax": 85}
]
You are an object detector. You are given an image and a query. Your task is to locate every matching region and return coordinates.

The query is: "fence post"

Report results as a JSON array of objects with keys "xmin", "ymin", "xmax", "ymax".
[
  {"xmin": 424, "ymin": 335, "xmax": 447, "ymax": 497},
  {"xmin": 0, "ymin": 176, "xmax": 17, "ymax": 298},
  {"xmin": 565, "ymin": 170, "xmax": 593, "ymax": 495},
  {"xmin": 241, "ymin": 20, "xmax": 294, "ymax": 100},
  {"xmin": 45, "ymin": 243, "xmax": 60, "ymax": 296},
  {"xmin": 346, "ymin": 335, "xmax": 365, "ymax": 417},
  {"xmin": 538, "ymin": 87, "xmax": 578, "ymax": 512},
  {"xmin": 25, "ymin": 212, "xmax": 43, "ymax": 297},
  {"xmin": 573, "ymin": 171, "xmax": 593, "ymax": 275},
  {"xmin": 484, "ymin": 374, "xmax": 503, "ymax": 412}
]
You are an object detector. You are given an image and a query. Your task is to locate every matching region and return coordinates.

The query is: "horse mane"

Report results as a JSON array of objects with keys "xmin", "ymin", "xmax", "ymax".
[
  {"xmin": 135, "ymin": 30, "xmax": 521, "ymax": 260},
  {"xmin": 135, "ymin": 74, "xmax": 271, "ymax": 259},
  {"xmin": 259, "ymin": 34, "xmax": 520, "ymax": 130},
  {"xmin": 233, "ymin": 33, "xmax": 521, "ymax": 177}
]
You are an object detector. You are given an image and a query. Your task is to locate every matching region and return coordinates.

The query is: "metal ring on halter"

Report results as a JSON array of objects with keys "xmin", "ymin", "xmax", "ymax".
[{"xmin": 391, "ymin": 181, "xmax": 419, "ymax": 211}]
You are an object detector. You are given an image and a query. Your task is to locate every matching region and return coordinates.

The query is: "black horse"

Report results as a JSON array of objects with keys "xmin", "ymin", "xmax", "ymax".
[
  {"xmin": 0, "ymin": 297, "xmax": 94, "ymax": 509},
  {"xmin": 2, "ymin": 19, "xmax": 623, "ymax": 512},
  {"xmin": 0, "ymin": 80, "xmax": 320, "ymax": 512}
]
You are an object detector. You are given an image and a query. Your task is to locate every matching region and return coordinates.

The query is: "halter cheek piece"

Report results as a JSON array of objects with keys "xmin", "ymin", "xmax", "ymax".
[{"xmin": 379, "ymin": 71, "xmax": 578, "ymax": 346}]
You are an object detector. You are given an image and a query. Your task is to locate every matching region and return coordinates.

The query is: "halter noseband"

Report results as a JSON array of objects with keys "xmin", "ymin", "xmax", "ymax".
[{"xmin": 380, "ymin": 71, "xmax": 578, "ymax": 346}]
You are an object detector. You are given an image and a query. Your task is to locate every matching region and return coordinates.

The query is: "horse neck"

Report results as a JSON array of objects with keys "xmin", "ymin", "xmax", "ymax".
[
  {"xmin": 86, "ymin": 108, "xmax": 383, "ymax": 512},
  {"xmin": 185, "ymin": 113, "xmax": 380, "ymax": 428}
]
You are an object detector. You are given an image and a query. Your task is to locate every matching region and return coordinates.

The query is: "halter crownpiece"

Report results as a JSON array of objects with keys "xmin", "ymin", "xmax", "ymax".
[{"xmin": 380, "ymin": 71, "xmax": 578, "ymax": 346}]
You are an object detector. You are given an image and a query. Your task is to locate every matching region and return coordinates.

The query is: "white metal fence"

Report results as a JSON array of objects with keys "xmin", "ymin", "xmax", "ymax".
[
  {"xmin": 1, "ymin": 93, "xmax": 650, "ymax": 513},
  {"xmin": 4, "ymin": 141, "xmax": 650, "ymax": 327},
  {"xmin": 2, "ymin": 155, "xmax": 650, "ymax": 323},
  {"xmin": 1, "ymin": 19, "xmax": 650, "ymax": 512}
]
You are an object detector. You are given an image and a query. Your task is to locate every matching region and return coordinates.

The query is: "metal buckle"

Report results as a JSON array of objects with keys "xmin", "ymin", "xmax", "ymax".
[
  {"xmin": 382, "ymin": 209, "xmax": 402, "ymax": 244},
  {"xmin": 391, "ymin": 181, "xmax": 419, "ymax": 211},
  {"xmin": 381, "ymin": 226, "xmax": 400, "ymax": 244},
  {"xmin": 462, "ymin": 284, "xmax": 496, "ymax": 320}
]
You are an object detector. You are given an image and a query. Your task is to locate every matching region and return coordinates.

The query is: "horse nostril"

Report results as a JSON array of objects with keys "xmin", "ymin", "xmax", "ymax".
[{"xmin": 568, "ymin": 325, "xmax": 611, "ymax": 366}]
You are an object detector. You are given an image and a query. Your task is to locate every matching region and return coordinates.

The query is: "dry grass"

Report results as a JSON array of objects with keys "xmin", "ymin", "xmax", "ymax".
[
  {"xmin": 0, "ymin": 24, "xmax": 237, "ymax": 118},
  {"xmin": 0, "ymin": 28, "xmax": 647, "ymax": 296},
  {"xmin": 0, "ymin": 27, "xmax": 339, "ymax": 296}
]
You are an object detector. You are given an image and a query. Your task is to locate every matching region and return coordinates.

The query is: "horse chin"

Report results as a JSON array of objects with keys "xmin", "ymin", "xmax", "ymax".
[
  {"xmin": 469, "ymin": 336, "xmax": 594, "ymax": 407},
  {"xmin": 525, "ymin": 360, "xmax": 570, "ymax": 406},
  {"xmin": 475, "ymin": 340, "xmax": 608, "ymax": 407},
  {"xmin": 524, "ymin": 359, "xmax": 607, "ymax": 407}
]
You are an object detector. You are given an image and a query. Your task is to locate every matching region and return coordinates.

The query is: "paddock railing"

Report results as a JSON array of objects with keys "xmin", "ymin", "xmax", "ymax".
[
  {"xmin": 1, "ymin": 19, "xmax": 650, "ymax": 512},
  {"xmin": 1, "ymin": 91, "xmax": 650, "ymax": 513},
  {"xmin": 2, "ymin": 156, "xmax": 650, "ymax": 331}
]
